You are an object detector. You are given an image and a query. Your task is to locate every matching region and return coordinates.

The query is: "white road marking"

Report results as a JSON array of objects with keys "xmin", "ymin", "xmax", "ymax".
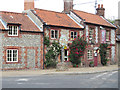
[
  {"xmin": 91, "ymin": 71, "xmax": 118, "ymax": 80},
  {"xmin": 17, "ymin": 83, "xmax": 23, "ymax": 84},
  {"xmin": 16, "ymin": 78, "xmax": 29, "ymax": 82},
  {"xmin": 90, "ymin": 72, "xmax": 108, "ymax": 80},
  {"xmin": 101, "ymin": 71, "xmax": 118, "ymax": 80}
]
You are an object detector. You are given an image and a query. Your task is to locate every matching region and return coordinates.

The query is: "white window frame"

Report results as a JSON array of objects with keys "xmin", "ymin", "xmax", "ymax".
[
  {"xmin": 87, "ymin": 50, "xmax": 93, "ymax": 60},
  {"xmin": 106, "ymin": 49, "xmax": 110, "ymax": 59},
  {"xmin": 51, "ymin": 30, "xmax": 58, "ymax": 39},
  {"xmin": 106, "ymin": 31, "xmax": 110, "ymax": 41},
  {"xmin": 70, "ymin": 31, "xmax": 77, "ymax": 40},
  {"xmin": 89, "ymin": 28, "xmax": 94, "ymax": 40},
  {"xmin": 6, "ymin": 49, "xmax": 18, "ymax": 62},
  {"xmin": 8, "ymin": 26, "xmax": 18, "ymax": 36}
]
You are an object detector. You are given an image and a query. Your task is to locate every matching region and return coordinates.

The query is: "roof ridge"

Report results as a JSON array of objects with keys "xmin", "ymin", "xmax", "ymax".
[
  {"xmin": 0, "ymin": 11, "xmax": 27, "ymax": 15},
  {"xmin": 34, "ymin": 8, "xmax": 65, "ymax": 15},
  {"xmin": 73, "ymin": 9, "xmax": 99, "ymax": 16}
]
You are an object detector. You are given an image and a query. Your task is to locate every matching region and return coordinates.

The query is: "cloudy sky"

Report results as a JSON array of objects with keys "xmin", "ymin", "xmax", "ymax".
[{"xmin": 0, "ymin": 0, "xmax": 119, "ymax": 20}]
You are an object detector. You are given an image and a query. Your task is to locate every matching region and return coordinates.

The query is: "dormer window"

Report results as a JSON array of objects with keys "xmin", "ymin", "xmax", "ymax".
[{"xmin": 8, "ymin": 26, "xmax": 18, "ymax": 36}]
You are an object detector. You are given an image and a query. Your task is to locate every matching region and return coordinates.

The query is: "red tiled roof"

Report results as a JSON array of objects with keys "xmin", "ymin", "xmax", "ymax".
[
  {"xmin": 0, "ymin": 21, "xmax": 5, "ymax": 29},
  {"xmin": 0, "ymin": 11, "xmax": 41, "ymax": 32},
  {"xmin": 73, "ymin": 10, "xmax": 115, "ymax": 28},
  {"xmin": 34, "ymin": 9, "xmax": 82, "ymax": 29}
]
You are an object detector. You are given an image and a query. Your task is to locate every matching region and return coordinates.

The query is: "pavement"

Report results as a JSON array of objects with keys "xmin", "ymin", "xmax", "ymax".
[{"xmin": 1, "ymin": 65, "xmax": 118, "ymax": 77}]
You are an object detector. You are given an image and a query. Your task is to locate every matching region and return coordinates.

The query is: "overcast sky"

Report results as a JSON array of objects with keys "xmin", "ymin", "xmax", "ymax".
[{"xmin": 0, "ymin": 0, "xmax": 119, "ymax": 20}]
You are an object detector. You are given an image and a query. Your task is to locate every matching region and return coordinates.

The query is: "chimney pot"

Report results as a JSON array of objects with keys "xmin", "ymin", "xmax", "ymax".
[
  {"xmin": 63, "ymin": 0, "xmax": 73, "ymax": 14},
  {"xmin": 101, "ymin": 4, "xmax": 103, "ymax": 8},
  {"xmin": 24, "ymin": 0, "xmax": 34, "ymax": 10},
  {"xmin": 98, "ymin": 4, "xmax": 100, "ymax": 8},
  {"xmin": 96, "ymin": 4, "xmax": 105, "ymax": 17}
]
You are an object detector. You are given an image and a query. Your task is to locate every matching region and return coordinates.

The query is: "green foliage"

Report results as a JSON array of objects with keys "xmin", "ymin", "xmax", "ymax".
[
  {"xmin": 44, "ymin": 37, "xmax": 50, "ymax": 47},
  {"xmin": 99, "ymin": 43, "xmax": 108, "ymax": 66},
  {"xmin": 44, "ymin": 41, "xmax": 61, "ymax": 68},
  {"xmin": 107, "ymin": 19, "xmax": 115, "ymax": 24},
  {"xmin": 69, "ymin": 37, "xmax": 87, "ymax": 67},
  {"xmin": 90, "ymin": 61, "xmax": 94, "ymax": 65}
]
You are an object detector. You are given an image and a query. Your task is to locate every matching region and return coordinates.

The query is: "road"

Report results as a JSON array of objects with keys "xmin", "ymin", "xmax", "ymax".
[{"xmin": 2, "ymin": 71, "xmax": 118, "ymax": 88}]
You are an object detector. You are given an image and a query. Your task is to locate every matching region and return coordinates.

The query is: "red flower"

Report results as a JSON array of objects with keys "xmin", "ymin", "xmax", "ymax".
[
  {"xmin": 76, "ymin": 48, "xmax": 78, "ymax": 51},
  {"xmin": 75, "ymin": 52, "xmax": 79, "ymax": 54}
]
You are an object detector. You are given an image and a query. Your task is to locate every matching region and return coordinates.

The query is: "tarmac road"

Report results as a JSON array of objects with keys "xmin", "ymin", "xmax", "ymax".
[{"xmin": 2, "ymin": 70, "xmax": 118, "ymax": 88}]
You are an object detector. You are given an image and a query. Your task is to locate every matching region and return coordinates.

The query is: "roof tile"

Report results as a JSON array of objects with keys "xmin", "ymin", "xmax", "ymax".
[
  {"xmin": 73, "ymin": 10, "xmax": 115, "ymax": 28},
  {"xmin": 34, "ymin": 9, "xmax": 82, "ymax": 29},
  {"xmin": 0, "ymin": 11, "xmax": 41, "ymax": 32}
]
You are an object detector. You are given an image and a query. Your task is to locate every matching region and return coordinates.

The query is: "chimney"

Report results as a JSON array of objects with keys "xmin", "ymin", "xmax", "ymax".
[
  {"xmin": 24, "ymin": 0, "xmax": 34, "ymax": 10},
  {"xmin": 96, "ymin": 4, "xmax": 105, "ymax": 17},
  {"xmin": 63, "ymin": 0, "xmax": 73, "ymax": 14}
]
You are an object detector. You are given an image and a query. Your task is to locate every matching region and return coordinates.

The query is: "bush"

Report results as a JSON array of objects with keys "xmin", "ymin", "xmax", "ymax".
[
  {"xmin": 69, "ymin": 36, "xmax": 87, "ymax": 67},
  {"xmin": 99, "ymin": 44, "xmax": 108, "ymax": 66},
  {"xmin": 44, "ymin": 41, "xmax": 61, "ymax": 68}
]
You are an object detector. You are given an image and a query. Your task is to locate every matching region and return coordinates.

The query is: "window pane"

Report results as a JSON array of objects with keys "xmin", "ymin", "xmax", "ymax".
[
  {"xmin": 51, "ymin": 30, "xmax": 54, "ymax": 38},
  {"xmin": 13, "ymin": 50, "xmax": 17, "ymax": 61},
  {"xmin": 8, "ymin": 26, "xmax": 12, "ymax": 35},
  {"xmin": 71, "ymin": 32, "xmax": 73, "ymax": 38},
  {"xmin": 55, "ymin": 30, "xmax": 58, "ymax": 39},
  {"xmin": 74, "ymin": 32, "xmax": 77, "ymax": 38}
]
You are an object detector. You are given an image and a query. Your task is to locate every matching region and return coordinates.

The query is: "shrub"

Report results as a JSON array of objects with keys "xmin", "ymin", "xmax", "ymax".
[
  {"xmin": 44, "ymin": 41, "xmax": 61, "ymax": 68},
  {"xmin": 99, "ymin": 44, "xmax": 108, "ymax": 66},
  {"xmin": 69, "ymin": 36, "xmax": 87, "ymax": 67}
]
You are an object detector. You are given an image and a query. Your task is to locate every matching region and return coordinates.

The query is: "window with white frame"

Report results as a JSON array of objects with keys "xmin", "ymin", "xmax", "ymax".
[
  {"xmin": 51, "ymin": 30, "xmax": 58, "ymax": 39},
  {"xmin": 87, "ymin": 50, "xmax": 93, "ymax": 59},
  {"xmin": 71, "ymin": 31, "xmax": 77, "ymax": 40},
  {"xmin": 8, "ymin": 26, "xmax": 18, "ymax": 36},
  {"xmin": 89, "ymin": 28, "xmax": 94, "ymax": 39},
  {"xmin": 106, "ymin": 31, "xmax": 110, "ymax": 41},
  {"xmin": 6, "ymin": 49, "xmax": 18, "ymax": 62},
  {"xmin": 106, "ymin": 49, "xmax": 110, "ymax": 59}
]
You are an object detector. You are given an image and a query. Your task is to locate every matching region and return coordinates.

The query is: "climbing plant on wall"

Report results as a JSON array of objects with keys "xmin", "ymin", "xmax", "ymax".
[
  {"xmin": 44, "ymin": 37, "xmax": 61, "ymax": 68},
  {"xmin": 99, "ymin": 43, "xmax": 108, "ymax": 66},
  {"xmin": 69, "ymin": 36, "xmax": 87, "ymax": 67}
]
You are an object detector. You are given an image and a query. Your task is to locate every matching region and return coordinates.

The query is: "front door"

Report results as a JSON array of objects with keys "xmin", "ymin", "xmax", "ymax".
[
  {"xmin": 64, "ymin": 49, "xmax": 68, "ymax": 61},
  {"xmin": 94, "ymin": 52, "xmax": 98, "ymax": 66}
]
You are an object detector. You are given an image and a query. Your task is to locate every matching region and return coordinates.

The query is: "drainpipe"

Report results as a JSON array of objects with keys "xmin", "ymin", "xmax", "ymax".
[{"xmin": 43, "ymin": 25, "xmax": 45, "ymax": 69}]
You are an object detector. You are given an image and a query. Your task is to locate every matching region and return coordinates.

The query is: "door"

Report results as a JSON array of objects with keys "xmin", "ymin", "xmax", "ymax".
[
  {"xmin": 64, "ymin": 49, "xmax": 68, "ymax": 61},
  {"xmin": 94, "ymin": 52, "xmax": 98, "ymax": 66}
]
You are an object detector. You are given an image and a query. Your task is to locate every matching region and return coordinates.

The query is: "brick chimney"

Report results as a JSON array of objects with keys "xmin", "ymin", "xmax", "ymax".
[
  {"xmin": 63, "ymin": 0, "xmax": 73, "ymax": 14},
  {"xmin": 24, "ymin": 0, "xmax": 34, "ymax": 10},
  {"xmin": 96, "ymin": 4, "xmax": 105, "ymax": 17}
]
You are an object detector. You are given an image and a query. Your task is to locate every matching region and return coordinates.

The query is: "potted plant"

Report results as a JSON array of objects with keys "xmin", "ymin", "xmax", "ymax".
[{"xmin": 89, "ymin": 61, "xmax": 94, "ymax": 67}]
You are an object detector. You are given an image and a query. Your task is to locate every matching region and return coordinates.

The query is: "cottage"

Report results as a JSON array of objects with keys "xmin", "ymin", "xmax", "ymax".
[
  {"xmin": 66, "ymin": 1, "xmax": 117, "ymax": 66},
  {"xmin": 0, "ymin": 11, "xmax": 43, "ymax": 70}
]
